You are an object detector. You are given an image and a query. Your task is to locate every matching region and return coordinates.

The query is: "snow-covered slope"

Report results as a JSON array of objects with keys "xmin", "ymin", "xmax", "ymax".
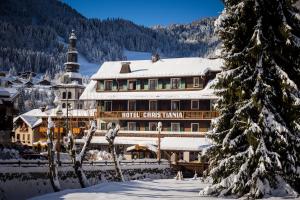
[
  {"xmin": 78, "ymin": 53, "xmax": 100, "ymax": 77},
  {"xmin": 123, "ymin": 50, "xmax": 152, "ymax": 60}
]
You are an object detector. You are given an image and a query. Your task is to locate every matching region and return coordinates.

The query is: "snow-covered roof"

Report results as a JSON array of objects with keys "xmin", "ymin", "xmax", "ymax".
[
  {"xmin": 76, "ymin": 136, "xmax": 211, "ymax": 151},
  {"xmin": 16, "ymin": 108, "xmax": 95, "ymax": 118},
  {"xmin": 91, "ymin": 57, "xmax": 223, "ymax": 80},
  {"xmin": 63, "ymin": 72, "xmax": 83, "ymax": 79},
  {"xmin": 53, "ymin": 82, "xmax": 85, "ymax": 88},
  {"xmin": 160, "ymin": 137, "xmax": 211, "ymax": 151},
  {"xmin": 126, "ymin": 144, "xmax": 157, "ymax": 153},
  {"xmin": 0, "ymin": 87, "xmax": 19, "ymax": 101},
  {"xmin": 80, "ymin": 79, "xmax": 217, "ymax": 100},
  {"xmin": 14, "ymin": 115, "xmax": 42, "ymax": 128}
]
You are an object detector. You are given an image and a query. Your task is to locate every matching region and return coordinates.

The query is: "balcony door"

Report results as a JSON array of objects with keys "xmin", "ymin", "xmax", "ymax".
[
  {"xmin": 171, "ymin": 100, "xmax": 180, "ymax": 111},
  {"xmin": 128, "ymin": 100, "xmax": 136, "ymax": 111},
  {"xmin": 104, "ymin": 101, "xmax": 112, "ymax": 112},
  {"xmin": 149, "ymin": 100, "xmax": 157, "ymax": 111}
]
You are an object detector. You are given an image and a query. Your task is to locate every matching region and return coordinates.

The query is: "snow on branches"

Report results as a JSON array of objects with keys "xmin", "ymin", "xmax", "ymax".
[{"xmin": 202, "ymin": 0, "xmax": 300, "ymax": 198}]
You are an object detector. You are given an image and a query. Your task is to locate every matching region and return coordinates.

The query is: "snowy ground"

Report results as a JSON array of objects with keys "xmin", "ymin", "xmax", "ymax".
[{"xmin": 29, "ymin": 178, "xmax": 296, "ymax": 200}]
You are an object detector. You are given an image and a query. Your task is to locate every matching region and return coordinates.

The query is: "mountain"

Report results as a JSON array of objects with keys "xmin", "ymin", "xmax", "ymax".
[
  {"xmin": 153, "ymin": 17, "xmax": 219, "ymax": 56},
  {"xmin": 0, "ymin": 0, "xmax": 219, "ymax": 76}
]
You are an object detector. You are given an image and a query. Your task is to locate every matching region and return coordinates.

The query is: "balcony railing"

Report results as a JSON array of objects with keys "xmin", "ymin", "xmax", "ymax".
[{"xmin": 96, "ymin": 110, "xmax": 218, "ymax": 120}]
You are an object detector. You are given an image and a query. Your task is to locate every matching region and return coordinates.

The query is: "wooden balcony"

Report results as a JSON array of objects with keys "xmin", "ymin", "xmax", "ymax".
[{"xmin": 96, "ymin": 110, "xmax": 218, "ymax": 120}]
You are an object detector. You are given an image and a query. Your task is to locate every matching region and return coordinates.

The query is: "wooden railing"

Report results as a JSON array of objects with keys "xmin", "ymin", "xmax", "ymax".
[
  {"xmin": 96, "ymin": 110, "xmax": 218, "ymax": 120},
  {"xmin": 0, "ymin": 159, "xmax": 169, "ymax": 167}
]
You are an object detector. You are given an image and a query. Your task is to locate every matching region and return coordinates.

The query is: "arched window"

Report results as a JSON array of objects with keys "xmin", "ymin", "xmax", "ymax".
[
  {"xmin": 62, "ymin": 103, "xmax": 66, "ymax": 108},
  {"xmin": 62, "ymin": 92, "xmax": 66, "ymax": 99},
  {"xmin": 68, "ymin": 92, "xmax": 72, "ymax": 99}
]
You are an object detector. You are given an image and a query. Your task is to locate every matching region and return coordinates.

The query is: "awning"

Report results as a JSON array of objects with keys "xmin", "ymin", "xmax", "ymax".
[
  {"xmin": 160, "ymin": 137, "xmax": 211, "ymax": 151},
  {"xmin": 126, "ymin": 144, "xmax": 157, "ymax": 153}
]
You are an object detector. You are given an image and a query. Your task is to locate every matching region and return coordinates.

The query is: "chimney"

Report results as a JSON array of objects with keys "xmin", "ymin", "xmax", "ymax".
[
  {"xmin": 40, "ymin": 106, "xmax": 46, "ymax": 112},
  {"xmin": 151, "ymin": 53, "xmax": 160, "ymax": 63},
  {"xmin": 120, "ymin": 62, "xmax": 131, "ymax": 73}
]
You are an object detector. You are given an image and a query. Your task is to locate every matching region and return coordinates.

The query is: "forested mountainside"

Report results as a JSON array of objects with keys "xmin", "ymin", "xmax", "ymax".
[{"xmin": 0, "ymin": 0, "xmax": 219, "ymax": 76}]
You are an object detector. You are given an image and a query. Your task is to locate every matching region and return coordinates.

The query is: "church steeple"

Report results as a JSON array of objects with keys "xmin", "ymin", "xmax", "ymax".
[{"xmin": 64, "ymin": 30, "xmax": 80, "ymax": 73}]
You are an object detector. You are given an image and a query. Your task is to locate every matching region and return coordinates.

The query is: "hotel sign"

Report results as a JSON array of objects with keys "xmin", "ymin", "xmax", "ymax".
[{"xmin": 121, "ymin": 112, "xmax": 184, "ymax": 119}]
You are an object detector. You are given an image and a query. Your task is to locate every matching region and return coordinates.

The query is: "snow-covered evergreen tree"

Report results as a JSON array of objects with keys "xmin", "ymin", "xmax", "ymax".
[{"xmin": 201, "ymin": 0, "xmax": 300, "ymax": 198}]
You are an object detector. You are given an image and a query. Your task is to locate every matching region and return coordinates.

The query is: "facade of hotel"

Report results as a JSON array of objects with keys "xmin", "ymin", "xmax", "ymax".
[{"xmin": 80, "ymin": 56, "xmax": 223, "ymax": 162}]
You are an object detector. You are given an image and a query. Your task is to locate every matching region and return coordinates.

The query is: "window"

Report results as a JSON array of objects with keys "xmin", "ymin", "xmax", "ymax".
[
  {"xmin": 149, "ymin": 100, "xmax": 157, "ymax": 111},
  {"xmin": 128, "ymin": 100, "xmax": 136, "ymax": 111},
  {"xmin": 128, "ymin": 80, "xmax": 136, "ymax": 90},
  {"xmin": 171, "ymin": 78, "xmax": 180, "ymax": 89},
  {"xmin": 104, "ymin": 101, "xmax": 112, "ymax": 111},
  {"xmin": 190, "ymin": 152, "xmax": 199, "ymax": 161},
  {"xmin": 149, "ymin": 122, "xmax": 158, "ymax": 131},
  {"xmin": 68, "ymin": 91, "xmax": 72, "ymax": 99},
  {"xmin": 100, "ymin": 122, "xmax": 107, "ymax": 130},
  {"xmin": 22, "ymin": 134, "xmax": 25, "ymax": 141},
  {"xmin": 171, "ymin": 123, "xmax": 180, "ymax": 132},
  {"xmin": 128, "ymin": 122, "xmax": 136, "ymax": 131},
  {"xmin": 191, "ymin": 100, "xmax": 199, "ymax": 110},
  {"xmin": 171, "ymin": 100, "xmax": 180, "ymax": 111},
  {"xmin": 16, "ymin": 134, "xmax": 20, "ymax": 140},
  {"xmin": 62, "ymin": 92, "xmax": 66, "ymax": 99},
  {"xmin": 191, "ymin": 123, "xmax": 199, "ymax": 132},
  {"xmin": 104, "ymin": 80, "xmax": 113, "ymax": 91},
  {"xmin": 140, "ymin": 80, "xmax": 145, "ymax": 90},
  {"xmin": 162, "ymin": 79, "xmax": 168, "ymax": 89},
  {"xmin": 149, "ymin": 79, "xmax": 157, "ymax": 90},
  {"xmin": 27, "ymin": 134, "xmax": 30, "ymax": 141},
  {"xmin": 193, "ymin": 77, "xmax": 200, "ymax": 87}
]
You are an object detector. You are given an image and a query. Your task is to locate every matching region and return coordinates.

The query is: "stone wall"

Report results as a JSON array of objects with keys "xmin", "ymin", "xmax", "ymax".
[{"xmin": 0, "ymin": 163, "xmax": 171, "ymax": 200}]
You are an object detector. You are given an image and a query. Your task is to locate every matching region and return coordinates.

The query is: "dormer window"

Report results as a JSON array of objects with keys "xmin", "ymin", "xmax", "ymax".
[
  {"xmin": 193, "ymin": 77, "xmax": 200, "ymax": 87},
  {"xmin": 149, "ymin": 79, "xmax": 157, "ymax": 90},
  {"xmin": 128, "ymin": 80, "xmax": 136, "ymax": 90},
  {"xmin": 171, "ymin": 78, "xmax": 180, "ymax": 89},
  {"xmin": 104, "ymin": 80, "xmax": 113, "ymax": 91}
]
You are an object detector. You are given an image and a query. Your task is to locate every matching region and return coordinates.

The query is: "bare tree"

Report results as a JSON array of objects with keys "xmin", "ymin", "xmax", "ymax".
[
  {"xmin": 67, "ymin": 120, "xmax": 97, "ymax": 188},
  {"xmin": 105, "ymin": 123, "xmax": 124, "ymax": 182},
  {"xmin": 46, "ymin": 116, "xmax": 61, "ymax": 192}
]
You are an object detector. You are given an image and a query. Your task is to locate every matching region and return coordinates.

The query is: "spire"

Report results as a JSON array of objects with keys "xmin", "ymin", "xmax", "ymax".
[{"xmin": 64, "ymin": 30, "xmax": 80, "ymax": 73}]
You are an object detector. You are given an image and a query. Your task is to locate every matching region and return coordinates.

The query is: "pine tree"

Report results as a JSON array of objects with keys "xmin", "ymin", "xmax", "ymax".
[{"xmin": 201, "ymin": 0, "xmax": 300, "ymax": 198}]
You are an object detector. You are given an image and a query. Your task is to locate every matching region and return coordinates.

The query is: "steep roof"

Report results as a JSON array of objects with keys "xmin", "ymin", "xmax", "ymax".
[
  {"xmin": 91, "ymin": 57, "xmax": 223, "ymax": 80},
  {"xmin": 14, "ymin": 115, "xmax": 42, "ymax": 128}
]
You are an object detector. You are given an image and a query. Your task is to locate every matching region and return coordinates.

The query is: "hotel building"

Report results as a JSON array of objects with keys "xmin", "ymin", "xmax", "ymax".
[{"xmin": 80, "ymin": 56, "xmax": 223, "ymax": 163}]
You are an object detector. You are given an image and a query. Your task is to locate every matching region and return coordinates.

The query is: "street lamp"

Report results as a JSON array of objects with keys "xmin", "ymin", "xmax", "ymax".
[
  {"xmin": 56, "ymin": 104, "xmax": 63, "ymax": 166},
  {"xmin": 157, "ymin": 121, "xmax": 162, "ymax": 162}
]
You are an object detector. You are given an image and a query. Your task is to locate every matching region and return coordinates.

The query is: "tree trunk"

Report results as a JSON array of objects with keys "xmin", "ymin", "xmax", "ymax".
[
  {"xmin": 110, "ymin": 141, "xmax": 124, "ymax": 182},
  {"xmin": 68, "ymin": 121, "xmax": 96, "ymax": 188},
  {"xmin": 46, "ymin": 117, "xmax": 61, "ymax": 192}
]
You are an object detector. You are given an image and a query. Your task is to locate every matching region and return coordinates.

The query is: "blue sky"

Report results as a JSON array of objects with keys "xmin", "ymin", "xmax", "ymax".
[{"xmin": 62, "ymin": 0, "xmax": 224, "ymax": 27}]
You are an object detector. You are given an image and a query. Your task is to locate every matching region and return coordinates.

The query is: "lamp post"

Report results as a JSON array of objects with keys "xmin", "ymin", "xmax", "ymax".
[
  {"xmin": 157, "ymin": 121, "xmax": 162, "ymax": 162},
  {"xmin": 56, "ymin": 104, "xmax": 63, "ymax": 166}
]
